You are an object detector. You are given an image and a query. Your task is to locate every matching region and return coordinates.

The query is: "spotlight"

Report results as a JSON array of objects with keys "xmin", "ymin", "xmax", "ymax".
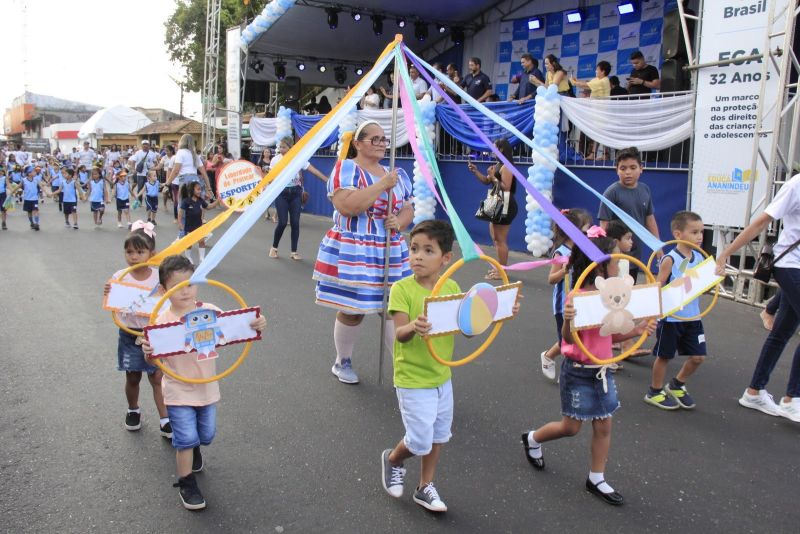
[
  {"xmin": 351, "ymin": 10, "xmax": 361, "ymax": 22},
  {"xmin": 451, "ymin": 26, "xmax": 464, "ymax": 45},
  {"xmin": 355, "ymin": 66, "xmax": 364, "ymax": 76},
  {"xmin": 566, "ymin": 10, "xmax": 582, "ymax": 23},
  {"xmin": 414, "ymin": 20, "xmax": 428, "ymax": 41},
  {"xmin": 334, "ymin": 65, "xmax": 347, "ymax": 85},
  {"xmin": 296, "ymin": 61, "xmax": 306, "ymax": 71},
  {"xmin": 371, "ymin": 15, "xmax": 384, "ymax": 35},
  {"xmin": 273, "ymin": 60, "xmax": 286, "ymax": 80},
  {"xmin": 396, "ymin": 17, "xmax": 406, "ymax": 28},
  {"xmin": 325, "ymin": 7, "xmax": 340, "ymax": 29},
  {"xmin": 250, "ymin": 58, "xmax": 264, "ymax": 73},
  {"xmin": 617, "ymin": 2, "xmax": 635, "ymax": 14},
  {"xmin": 527, "ymin": 17, "xmax": 542, "ymax": 30},
  {"xmin": 318, "ymin": 63, "xmax": 327, "ymax": 73},
  {"xmin": 436, "ymin": 23, "xmax": 447, "ymax": 34}
]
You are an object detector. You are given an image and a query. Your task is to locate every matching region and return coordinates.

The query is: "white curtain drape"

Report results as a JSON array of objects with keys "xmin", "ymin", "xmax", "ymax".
[
  {"xmin": 356, "ymin": 109, "xmax": 410, "ymax": 146},
  {"xmin": 558, "ymin": 93, "xmax": 694, "ymax": 151},
  {"xmin": 248, "ymin": 117, "xmax": 278, "ymax": 146}
]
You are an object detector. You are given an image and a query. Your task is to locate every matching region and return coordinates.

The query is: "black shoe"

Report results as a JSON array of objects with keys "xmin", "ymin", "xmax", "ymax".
[
  {"xmin": 585, "ymin": 478, "xmax": 624, "ymax": 506},
  {"xmin": 521, "ymin": 433, "xmax": 544, "ymax": 470},
  {"xmin": 192, "ymin": 446, "xmax": 204, "ymax": 473},
  {"xmin": 2, "ymin": 223, "xmax": 6, "ymax": 230},
  {"xmin": 125, "ymin": 411, "xmax": 141, "ymax": 431},
  {"xmin": 160, "ymin": 422, "xmax": 173, "ymax": 439},
  {"xmin": 33, "ymin": 224, "xmax": 40, "ymax": 231},
  {"xmin": 30, "ymin": 223, "xmax": 34, "ymax": 229},
  {"xmin": 173, "ymin": 473, "xmax": 206, "ymax": 510}
]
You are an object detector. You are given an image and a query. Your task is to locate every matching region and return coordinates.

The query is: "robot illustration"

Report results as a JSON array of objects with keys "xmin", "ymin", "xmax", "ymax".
[{"xmin": 183, "ymin": 309, "xmax": 226, "ymax": 361}]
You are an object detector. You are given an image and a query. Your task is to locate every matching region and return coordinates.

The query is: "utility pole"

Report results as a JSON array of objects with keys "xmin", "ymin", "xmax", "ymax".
[{"xmin": 169, "ymin": 75, "xmax": 187, "ymax": 119}]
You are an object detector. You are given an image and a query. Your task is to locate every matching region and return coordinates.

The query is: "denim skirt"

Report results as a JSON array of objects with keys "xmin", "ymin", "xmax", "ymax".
[{"xmin": 559, "ymin": 359, "xmax": 619, "ymax": 420}]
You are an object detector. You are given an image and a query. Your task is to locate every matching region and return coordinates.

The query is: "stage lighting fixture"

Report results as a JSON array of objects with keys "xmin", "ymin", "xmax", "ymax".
[
  {"xmin": 273, "ymin": 60, "xmax": 286, "ymax": 80},
  {"xmin": 527, "ymin": 17, "xmax": 542, "ymax": 30},
  {"xmin": 436, "ymin": 23, "xmax": 447, "ymax": 34},
  {"xmin": 318, "ymin": 63, "xmax": 327, "ymax": 73},
  {"xmin": 334, "ymin": 65, "xmax": 347, "ymax": 85},
  {"xmin": 396, "ymin": 17, "xmax": 406, "ymax": 28},
  {"xmin": 325, "ymin": 7, "xmax": 340, "ymax": 29},
  {"xmin": 617, "ymin": 2, "xmax": 635, "ymax": 14},
  {"xmin": 371, "ymin": 15, "xmax": 384, "ymax": 35},
  {"xmin": 351, "ymin": 10, "xmax": 361, "ymax": 21},
  {"xmin": 451, "ymin": 26, "xmax": 464, "ymax": 45},
  {"xmin": 250, "ymin": 58, "xmax": 264, "ymax": 73},
  {"xmin": 296, "ymin": 61, "xmax": 306, "ymax": 71},
  {"xmin": 355, "ymin": 66, "xmax": 364, "ymax": 76},
  {"xmin": 414, "ymin": 20, "xmax": 428, "ymax": 41},
  {"xmin": 566, "ymin": 10, "xmax": 582, "ymax": 23}
]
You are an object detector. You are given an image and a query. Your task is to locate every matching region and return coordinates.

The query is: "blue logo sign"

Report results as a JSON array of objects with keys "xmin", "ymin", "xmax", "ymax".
[
  {"xmin": 562, "ymin": 33, "xmax": 580, "ymax": 57},
  {"xmin": 581, "ymin": 5, "xmax": 600, "ymax": 31},
  {"xmin": 616, "ymin": 48, "xmax": 638, "ymax": 75},
  {"xmin": 513, "ymin": 19, "xmax": 529, "ymax": 41},
  {"xmin": 639, "ymin": 19, "xmax": 663, "ymax": 47},
  {"xmin": 495, "ymin": 84, "xmax": 509, "ymax": 101},
  {"xmin": 498, "ymin": 41, "xmax": 512, "ymax": 63},
  {"xmin": 599, "ymin": 27, "xmax": 618, "ymax": 52},
  {"xmin": 578, "ymin": 55, "xmax": 598, "ymax": 79},
  {"xmin": 546, "ymin": 39, "xmax": 561, "ymax": 53},
  {"xmin": 546, "ymin": 13, "xmax": 562, "ymax": 36},
  {"xmin": 528, "ymin": 38, "xmax": 545, "ymax": 59}
]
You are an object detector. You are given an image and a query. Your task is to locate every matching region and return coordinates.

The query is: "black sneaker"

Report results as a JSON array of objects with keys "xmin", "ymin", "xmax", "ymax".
[
  {"xmin": 2, "ymin": 222, "xmax": 7, "ymax": 230},
  {"xmin": 125, "ymin": 411, "xmax": 141, "ymax": 431},
  {"xmin": 160, "ymin": 422, "xmax": 173, "ymax": 439},
  {"xmin": 173, "ymin": 473, "xmax": 206, "ymax": 510},
  {"xmin": 33, "ymin": 224, "xmax": 40, "ymax": 231},
  {"xmin": 192, "ymin": 446, "xmax": 204, "ymax": 473}
]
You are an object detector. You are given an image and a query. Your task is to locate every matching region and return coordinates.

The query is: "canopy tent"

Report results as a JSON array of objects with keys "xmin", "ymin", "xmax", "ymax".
[{"xmin": 78, "ymin": 105, "xmax": 152, "ymax": 139}]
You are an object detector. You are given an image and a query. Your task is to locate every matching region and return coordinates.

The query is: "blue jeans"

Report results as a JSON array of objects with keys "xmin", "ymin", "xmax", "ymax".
[
  {"xmin": 766, "ymin": 290, "xmax": 782, "ymax": 315},
  {"xmin": 272, "ymin": 186, "xmax": 302, "ymax": 251},
  {"xmin": 749, "ymin": 267, "xmax": 800, "ymax": 396},
  {"xmin": 167, "ymin": 403, "xmax": 218, "ymax": 450}
]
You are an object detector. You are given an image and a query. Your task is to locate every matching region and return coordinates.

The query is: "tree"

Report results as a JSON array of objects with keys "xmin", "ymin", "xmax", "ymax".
[{"xmin": 164, "ymin": 0, "xmax": 265, "ymax": 101}]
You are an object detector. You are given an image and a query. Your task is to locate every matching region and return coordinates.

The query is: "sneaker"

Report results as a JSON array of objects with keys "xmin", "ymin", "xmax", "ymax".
[
  {"xmin": 72, "ymin": 225, "xmax": 79, "ymax": 230},
  {"xmin": 381, "ymin": 449, "xmax": 406, "ymax": 498},
  {"xmin": 192, "ymin": 446, "xmax": 204, "ymax": 473},
  {"xmin": 665, "ymin": 383, "xmax": 696, "ymax": 409},
  {"xmin": 540, "ymin": 351, "xmax": 557, "ymax": 382},
  {"xmin": 160, "ymin": 422, "xmax": 173, "ymax": 439},
  {"xmin": 778, "ymin": 398, "xmax": 800, "ymax": 422},
  {"xmin": 643, "ymin": 389, "xmax": 680, "ymax": 410},
  {"xmin": 2, "ymin": 222, "xmax": 7, "ymax": 230},
  {"xmin": 173, "ymin": 473, "xmax": 206, "ymax": 510},
  {"xmin": 33, "ymin": 224, "xmax": 40, "ymax": 231},
  {"xmin": 125, "ymin": 411, "xmax": 142, "ymax": 430},
  {"xmin": 65, "ymin": 222, "xmax": 71, "ymax": 228},
  {"xmin": 413, "ymin": 482, "xmax": 448, "ymax": 512},
  {"xmin": 332, "ymin": 359, "xmax": 359, "ymax": 384},
  {"xmin": 739, "ymin": 389, "xmax": 780, "ymax": 416},
  {"xmin": 117, "ymin": 222, "xmax": 123, "ymax": 228}
]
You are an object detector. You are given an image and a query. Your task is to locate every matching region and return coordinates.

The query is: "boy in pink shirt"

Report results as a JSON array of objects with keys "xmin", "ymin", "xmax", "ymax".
[{"xmin": 142, "ymin": 255, "xmax": 267, "ymax": 511}]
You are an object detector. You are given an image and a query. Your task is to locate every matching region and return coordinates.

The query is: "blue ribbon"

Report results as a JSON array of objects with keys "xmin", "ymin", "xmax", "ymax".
[
  {"xmin": 435, "ymin": 101, "xmax": 535, "ymax": 150},
  {"xmin": 291, "ymin": 114, "xmax": 339, "ymax": 148}
]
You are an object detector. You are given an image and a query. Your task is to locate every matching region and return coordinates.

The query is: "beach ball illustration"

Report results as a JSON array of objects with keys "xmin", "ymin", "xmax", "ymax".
[{"xmin": 457, "ymin": 283, "xmax": 499, "ymax": 337}]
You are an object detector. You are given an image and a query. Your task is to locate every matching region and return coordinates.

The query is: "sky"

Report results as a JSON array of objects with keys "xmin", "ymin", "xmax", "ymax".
[{"xmin": 0, "ymin": 0, "xmax": 203, "ymax": 120}]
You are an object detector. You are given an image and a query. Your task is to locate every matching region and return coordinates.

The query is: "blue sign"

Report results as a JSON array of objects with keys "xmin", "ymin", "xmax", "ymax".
[
  {"xmin": 546, "ymin": 13, "xmax": 562, "ymax": 36},
  {"xmin": 616, "ymin": 48, "xmax": 638, "ymax": 75},
  {"xmin": 598, "ymin": 27, "xmax": 619, "ymax": 53},
  {"xmin": 578, "ymin": 55, "xmax": 598, "ymax": 79},
  {"xmin": 639, "ymin": 19, "xmax": 663, "ymax": 47},
  {"xmin": 528, "ymin": 38, "xmax": 545, "ymax": 59},
  {"xmin": 561, "ymin": 33, "xmax": 580, "ymax": 57},
  {"xmin": 513, "ymin": 19, "xmax": 529, "ymax": 41},
  {"xmin": 581, "ymin": 5, "xmax": 600, "ymax": 31},
  {"xmin": 495, "ymin": 84, "xmax": 509, "ymax": 100},
  {"xmin": 498, "ymin": 41, "xmax": 512, "ymax": 63}
]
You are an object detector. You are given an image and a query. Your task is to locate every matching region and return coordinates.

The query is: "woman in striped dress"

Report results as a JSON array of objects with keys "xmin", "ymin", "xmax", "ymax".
[{"xmin": 313, "ymin": 121, "xmax": 414, "ymax": 384}]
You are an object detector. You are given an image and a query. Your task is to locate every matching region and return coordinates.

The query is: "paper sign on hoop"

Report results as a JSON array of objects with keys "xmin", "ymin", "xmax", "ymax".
[
  {"xmin": 660, "ymin": 256, "xmax": 723, "ymax": 317},
  {"xmin": 216, "ymin": 160, "xmax": 263, "ymax": 212},
  {"xmin": 571, "ymin": 283, "xmax": 662, "ymax": 332},
  {"xmin": 143, "ymin": 307, "xmax": 262, "ymax": 359},
  {"xmin": 103, "ymin": 280, "xmax": 159, "ymax": 317},
  {"xmin": 424, "ymin": 282, "xmax": 522, "ymax": 338}
]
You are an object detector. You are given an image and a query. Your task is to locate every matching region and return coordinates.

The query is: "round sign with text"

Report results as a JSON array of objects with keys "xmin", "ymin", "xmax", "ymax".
[{"xmin": 216, "ymin": 160, "xmax": 263, "ymax": 212}]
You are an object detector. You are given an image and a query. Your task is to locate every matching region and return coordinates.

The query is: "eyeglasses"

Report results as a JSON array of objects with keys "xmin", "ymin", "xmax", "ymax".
[{"xmin": 364, "ymin": 136, "xmax": 390, "ymax": 146}]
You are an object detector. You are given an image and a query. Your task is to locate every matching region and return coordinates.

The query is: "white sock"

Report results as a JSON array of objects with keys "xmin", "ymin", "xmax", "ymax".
[
  {"xmin": 383, "ymin": 317, "xmax": 395, "ymax": 357},
  {"xmin": 589, "ymin": 471, "xmax": 614, "ymax": 494},
  {"xmin": 198, "ymin": 246, "xmax": 205, "ymax": 261},
  {"xmin": 527, "ymin": 431, "xmax": 542, "ymax": 459},
  {"xmin": 159, "ymin": 417, "xmax": 170, "ymax": 426},
  {"xmin": 334, "ymin": 319, "xmax": 362, "ymax": 364},
  {"xmin": 127, "ymin": 408, "xmax": 141, "ymax": 414}
]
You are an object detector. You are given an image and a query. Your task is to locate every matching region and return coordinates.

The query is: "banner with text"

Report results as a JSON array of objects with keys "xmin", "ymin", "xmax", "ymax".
[
  {"xmin": 690, "ymin": 0, "xmax": 787, "ymax": 227},
  {"xmin": 226, "ymin": 27, "xmax": 242, "ymax": 160}
]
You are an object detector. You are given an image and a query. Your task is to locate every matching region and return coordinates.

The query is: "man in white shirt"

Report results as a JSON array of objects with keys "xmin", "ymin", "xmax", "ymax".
[
  {"xmin": 70, "ymin": 147, "xmax": 80, "ymax": 167},
  {"xmin": 78, "ymin": 141, "xmax": 96, "ymax": 169},
  {"xmin": 14, "ymin": 143, "xmax": 30, "ymax": 167},
  {"xmin": 409, "ymin": 66, "xmax": 429, "ymax": 100},
  {"xmin": 131, "ymin": 139, "xmax": 158, "ymax": 193}
]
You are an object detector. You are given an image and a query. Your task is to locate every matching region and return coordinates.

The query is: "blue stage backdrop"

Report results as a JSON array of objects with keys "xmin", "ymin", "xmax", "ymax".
[
  {"xmin": 302, "ymin": 157, "xmax": 686, "ymax": 260},
  {"xmin": 493, "ymin": 0, "xmax": 678, "ymax": 100}
]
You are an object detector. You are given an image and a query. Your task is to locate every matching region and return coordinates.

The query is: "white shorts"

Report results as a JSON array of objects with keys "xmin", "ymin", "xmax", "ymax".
[{"xmin": 396, "ymin": 379, "xmax": 453, "ymax": 456}]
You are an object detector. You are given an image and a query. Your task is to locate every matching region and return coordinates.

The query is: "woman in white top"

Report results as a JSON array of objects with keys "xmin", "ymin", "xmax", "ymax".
[
  {"xmin": 156, "ymin": 144, "xmax": 178, "ymax": 221},
  {"xmin": 166, "ymin": 134, "xmax": 212, "ymax": 198},
  {"xmin": 360, "ymin": 86, "xmax": 380, "ymax": 110},
  {"xmin": 716, "ymin": 174, "xmax": 800, "ymax": 420}
]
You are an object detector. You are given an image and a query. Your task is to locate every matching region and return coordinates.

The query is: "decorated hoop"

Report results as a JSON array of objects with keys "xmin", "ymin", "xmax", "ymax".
[
  {"xmin": 148, "ymin": 279, "xmax": 253, "ymax": 384},
  {"xmin": 112, "ymin": 260, "xmax": 162, "ymax": 337},
  {"xmin": 571, "ymin": 253, "xmax": 656, "ymax": 365},
  {"xmin": 646, "ymin": 240, "xmax": 719, "ymax": 321},
  {"xmin": 424, "ymin": 255, "xmax": 511, "ymax": 367}
]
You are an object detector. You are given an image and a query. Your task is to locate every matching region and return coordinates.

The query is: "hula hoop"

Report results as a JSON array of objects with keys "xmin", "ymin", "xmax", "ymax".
[
  {"xmin": 645, "ymin": 239, "xmax": 719, "ymax": 321},
  {"xmin": 571, "ymin": 253, "xmax": 656, "ymax": 365},
  {"xmin": 111, "ymin": 260, "xmax": 163, "ymax": 337},
  {"xmin": 424, "ymin": 255, "xmax": 511, "ymax": 367},
  {"xmin": 148, "ymin": 279, "xmax": 253, "ymax": 384}
]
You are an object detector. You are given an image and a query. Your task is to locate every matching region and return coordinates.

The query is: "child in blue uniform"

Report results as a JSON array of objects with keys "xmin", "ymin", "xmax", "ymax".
[
  {"xmin": 0, "ymin": 169, "xmax": 9, "ymax": 230},
  {"xmin": 49, "ymin": 164, "xmax": 64, "ymax": 212},
  {"xmin": 178, "ymin": 181, "xmax": 219, "ymax": 263},
  {"xmin": 136, "ymin": 170, "xmax": 163, "ymax": 226},
  {"xmin": 115, "ymin": 170, "xmax": 132, "ymax": 229},
  {"xmin": 51, "ymin": 168, "xmax": 83, "ymax": 229},
  {"xmin": 21, "ymin": 166, "xmax": 41, "ymax": 230},
  {"xmin": 89, "ymin": 168, "xmax": 108, "ymax": 226}
]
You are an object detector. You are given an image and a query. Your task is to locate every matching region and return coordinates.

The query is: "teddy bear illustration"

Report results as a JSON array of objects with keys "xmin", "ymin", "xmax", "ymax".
[
  {"xmin": 183, "ymin": 308, "xmax": 226, "ymax": 361},
  {"xmin": 595, "ymin": 274, "xmax": 636, "ymax": 337}
]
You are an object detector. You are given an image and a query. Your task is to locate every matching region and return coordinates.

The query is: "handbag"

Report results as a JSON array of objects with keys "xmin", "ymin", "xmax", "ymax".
[
  {"xmin": 753, "ymin": 237, "xmax": 800, "ymax": 283},
  {"xmin": 135, "ymin": 150, "xmax": 149, "ymax": 174},
  {"xmin": 301, "ymin": 190, "xmax": 310, "ymax": 205},
  {"xmin": 475, "ymin": 182, "xmax": 509, "ymax": 223}
]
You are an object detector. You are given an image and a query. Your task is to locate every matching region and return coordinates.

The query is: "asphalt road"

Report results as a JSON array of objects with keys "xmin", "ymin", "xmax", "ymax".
[{"xmin": 2, "ymin": 200, "xmax": 799, "ymax": 533}]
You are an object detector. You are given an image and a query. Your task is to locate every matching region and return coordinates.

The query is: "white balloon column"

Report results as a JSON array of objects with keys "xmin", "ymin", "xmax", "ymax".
[
  {"xmin": 274, "ymin": 106, "xmax": 292, "ymax": 146},
  {"xmin": 524, "ymin": 85, "xmax": 560, "ymax": 257},
  {"xmin": 240, "ymin": 0, "xmax": 296, "ymax": 48},
  {"xmin": 337, "ymin": 107, "xmax": 358, "ymax": 159},
  {"xmin": 412, "ymin": 98, "xmax": 437, "ymax": 224}
]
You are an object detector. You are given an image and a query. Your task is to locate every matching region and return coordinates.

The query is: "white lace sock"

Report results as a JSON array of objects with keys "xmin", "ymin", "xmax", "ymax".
[
  {"xmin": 527, "ymin": 431, "xmax": 542, "ymax": 459},
  {"xmin": 589, "ymin": 471, "xmax": 615, "ymax": 494},
  {"xmin": 334, "ymin": 319, "xmax": 362, "ymax": 364}
]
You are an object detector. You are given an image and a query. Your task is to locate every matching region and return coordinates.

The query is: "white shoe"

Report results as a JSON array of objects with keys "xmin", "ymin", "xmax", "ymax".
[
  {"xmin": 778, "ymin": 398, "xmax": 800, "ymax": 422},
  {"xmin": 739, "ymin": 389, "xmax": 780, "ymax": 416},
  {"xmin": 540, "ymin": 351, "xmax": 557, "ymax": 382}
]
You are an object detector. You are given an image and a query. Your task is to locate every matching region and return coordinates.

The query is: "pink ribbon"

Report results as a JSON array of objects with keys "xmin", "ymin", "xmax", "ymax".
[
  {"xmin": 131, "ymin": 220, "xmax": 156, "ymax": 238},
  {"xmin": 586, "ymin": 225, "xmax": 606, "ymax": 238},
  {"xmin": 502, "ymin": 255, "xmax": 569, "ymax": 271}
]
